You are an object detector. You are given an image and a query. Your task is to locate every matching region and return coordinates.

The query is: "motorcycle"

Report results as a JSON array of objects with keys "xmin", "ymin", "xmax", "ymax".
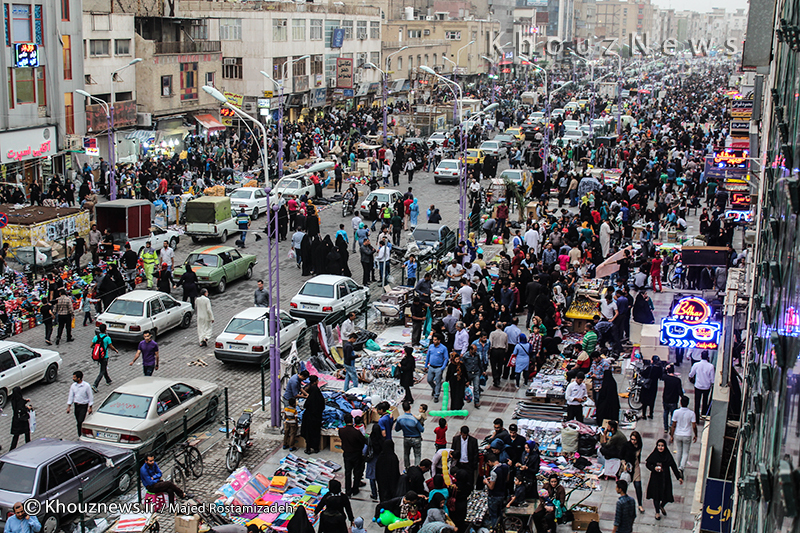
[{"xmin": 226, "ymin": 409, "xmax": 253, "ymax": 471}]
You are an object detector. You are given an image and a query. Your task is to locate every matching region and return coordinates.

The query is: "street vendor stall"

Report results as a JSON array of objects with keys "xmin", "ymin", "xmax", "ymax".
[
  {"xmin": 0, "ymin": 204, "xmax": 91, "ymax": 262},
  {"xmin": 565, "ymin": 279, "xmax": 603, "ymax": 331}
]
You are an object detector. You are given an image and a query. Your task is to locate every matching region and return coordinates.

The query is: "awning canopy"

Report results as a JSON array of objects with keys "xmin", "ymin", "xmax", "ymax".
[
  {"xmin": 124, "ymin": 130, "xmax": 157, "ymax": 142},
  {"xmin": 391, "ymin": 79, "xmax": 407, "ymax": 93},
  {"xmin": 194, "ymin": 114, "xmax": 225, "ymax": 131}
]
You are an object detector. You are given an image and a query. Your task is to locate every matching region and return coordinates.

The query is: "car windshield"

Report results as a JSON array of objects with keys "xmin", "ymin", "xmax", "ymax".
[
  {"xmin": 299, "ymin": 282, "xmax": 335, "ymax": 298},
  {"xmin": 438, "ymin": 161, "xmax": 458, "ymax": 169},
  {"xmin": 0, "ymin": 462, "xmax": 36, "ymax": 493},
  {"xmin": 186, "ymin": 254, "xmax": 220, "ymax": 268},
  {"xmin": 369, "ymin": 193, "xmax": 390, "ymax": 204},
  {"xmin": 499, "ymin": 171, "xmax": 520, "ymax": 180},
  {"xmin": 225, "ymin": 317, "xmax": 266, "ymax": 336},
  {"xmin": 98, "ymin": 392, "xmax": 153, "ymax": 419},
  {"xmin": 277, "ymin": 179, "xmax": 301, "ymax": 190},
  {"xmin": 414, "ymin": 229, "xmax": 440, "ymax": 241},
  {"xmin": 106, "ymin": 299, "xmax": 144, "ymax": 316},
  {"xmin": 230, "ymin": 190, "xmax": 253, "ymax": 199},
  {"xmin": 482, "ymin": 142, "xmax": 498, "ymax": 148}
]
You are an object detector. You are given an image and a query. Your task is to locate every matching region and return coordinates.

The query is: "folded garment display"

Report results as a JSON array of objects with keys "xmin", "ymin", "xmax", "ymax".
[
  {"xmin": 512, "ymin": 401, "xmax": 565, "ymax": 421},
  {"xmin": 297, "ymin": 388, "xmax": 375, "ymax": 429}
]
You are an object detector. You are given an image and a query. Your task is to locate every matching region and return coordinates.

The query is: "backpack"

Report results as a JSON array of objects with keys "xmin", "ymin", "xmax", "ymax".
[{"xmin": 92, "ymin": 335, "xmax": 108, "ymax": 361}]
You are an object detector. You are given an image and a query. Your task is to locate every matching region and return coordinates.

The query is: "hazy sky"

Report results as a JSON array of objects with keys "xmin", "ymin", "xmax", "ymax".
[{"xmin": 653, "ymin": 0, "xmax": 749, "ymax": 13}]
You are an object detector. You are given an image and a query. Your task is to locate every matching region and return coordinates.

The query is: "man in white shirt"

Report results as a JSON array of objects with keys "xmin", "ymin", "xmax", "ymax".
[
  {"xmin": 524, "ymin": 225, "xmax": 541, "ymax": 256},
  {"xmin": 159, "ymin": 241, "xmax": 175, "ymax": 271},
  {"xmin": 376, "ymin": 239, "xmax": 390, "ymax": 286},
  {"xmin": 351, "ymin": 214, "xmax": 362, "ymax": 253},
  {"xmin": 688, "ymin": 351, "xmax": 715, "ymax": 420},
  {"xmin": 340, "ymin": 311, "xmax": 356, "ymax": 343},
  {"xmin": 446, "ymin": 260, "xmax": 465, "ymax": 289},
  {"xmin": 66, "ymin": 370, "xmax": 94, "ymax": 437},
  {"xmin": 669, "ymin": 396, "xmax": 697, "ymax": 474},
  {"xmin": 453, "ymin": 321, "xmax": 469, "ymax": 355},
  {"xmin": 565, "ymin": 372, "xmax": 588, "ymax": 422},
  {"xmin": 457, "ymin": 279, "xmax": 474, "ymax": 316}
]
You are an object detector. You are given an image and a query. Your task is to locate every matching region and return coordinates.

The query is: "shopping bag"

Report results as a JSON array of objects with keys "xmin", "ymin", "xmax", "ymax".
[
  {"xmin": 288, "ymin": 249, "xmax": 296, "ymax": 260},
  {"xmin": 28, "ymin": 410, "xmax": 36, "ymax": 433},
  {"xmin": 507, "ymin": 355, "xmax": 516, "ymax": 367},
  {"xmin": 464, "ymin": 386, "xmax": 473, "ymax": 403}
]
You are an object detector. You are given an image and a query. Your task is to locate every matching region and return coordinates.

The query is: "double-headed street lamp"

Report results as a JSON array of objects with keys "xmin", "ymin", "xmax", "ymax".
[
  {"xmin": 481, "ymin": 55, "xmax": 497, "ymax": 103},
  {"xmin": 260, "ymin": 55, "xmax": 309, "ymax": 181},
  {"xmin": 365, "ymin": 61, "xmax": 390, "ymax": 142},
  {"xmin": 77, "ymin": 57, "xmax": 142, "ymax": 200}
]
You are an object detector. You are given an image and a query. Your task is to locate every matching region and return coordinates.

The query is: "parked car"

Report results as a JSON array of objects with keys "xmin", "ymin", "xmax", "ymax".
[
  {"xmin": 563, "ymin": 120, "xmax": 581, "ymax": 131},
  {"xmin": 479, "ymin": 140, "xmax": 508, "ymax": 159},
  {"xmin": 551, "ymin": 108, "xmax": 566, "ymax": 119},
  {"xmin": 498, "ymin": 169, "xmax": 531, "ymax": 190},
  {"xmin": 229, "ymin": 187, "xmax": 269, "ymax": 219},
  {"xmin": 96, "ymin": 290, "xmax": 193, "ymax": 342},
  {"xmin": 214, "ymin": 308, "xmax": 307, "ymax": 364},
  {"xmin": 433, "ymin": 159, "xmax": 461, "ymax": 184},
  {"xmin": 269, "ymin": 175, "xmax": 315, "ymax": 200},
  {"xmin": 79, "ymin": 377, "xmax": 222, "ymax": 455},
  {"xmin": 428, "ymin": 131, "xmax": 448, "ymax": 145},
  {"xmin": 557, "ymin": 130, "xmax": 586, "ymax": 146},
  {"xmin": 0, "ymin": 439, "xmax": 136, "ymax": 533},
  {"xmin": 130, "ymin": 225, "xmax": 180, "ymax": 257},
  {"xmin": 0, "ymin": 341, "xmax": 62, "ymax": 407},
  {"xmin": 172, "ymin": 246, "xmax": 257, "ymax": 293},
  {"xmin": 359, "ymin": 189, "xmax": 403, "ymax": 218},
  {"xmin": 290, "ymin": 275, "xmax": 370, "ymax": 323},
  {"xmin": 412, "ymin": 224, "xmax": 456, "ymax": 258}
]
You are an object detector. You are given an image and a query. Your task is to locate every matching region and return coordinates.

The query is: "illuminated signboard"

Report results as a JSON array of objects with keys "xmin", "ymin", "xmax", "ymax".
[
  {"xmin": 14, "ymin": 43, "xmax": 39, "ymax": 68},
  {"xmin": 660, "ymin": 296, "xmax": 720, "ymax": 350},
  {"xmin": 704, "ymin": 150, "xmax": 749, "ymax": 181},
  {"xmin": 724, "ymin": 210, "xmax": 753, "ymax": 223},
  {"xmin": 730, "ymin": 192, "xmax": 751, "ymax": 208}
]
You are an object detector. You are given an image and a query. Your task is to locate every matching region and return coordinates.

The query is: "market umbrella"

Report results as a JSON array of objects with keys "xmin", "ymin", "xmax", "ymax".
[{"xmin": 596, "ymin": 246, "xmax": 633, "ymax": 278}]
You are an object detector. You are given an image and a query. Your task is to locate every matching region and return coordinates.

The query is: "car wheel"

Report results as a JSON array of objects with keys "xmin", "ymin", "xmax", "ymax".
[
  {"xmin": 44, "ymin": 363, "xmax": 58, "ymax": 383},
  {"xmin": 206, "ymin": 398, "xmax": 219, "ymax": 423},
  {"xmin": 252, "ymin": 207, "xmax": 259, "ymax": 219},
  {"xmin": 149, "ymin": 329, "xmax": 157, "ymax": 341},
  {"xmin": 245, "ymin": 265, "xmax": 253, "ymax": 280},
  {"xmin": 0, "ymin": 388, "xmax": 8, "ymax": 409},
  {"xmin": 191, "ymin": 236, "xmax": 200, "ymax": 244},
  {"xmin": 217, "ymin": 277, "xmax": 227, "ymax": 293},
  {"xmin": 169, "ymin": 237, "xmax": 178, "ymax": 250},
  {"xmin": 42, "ymin": 514, "xmax": 59, "ymax": 533},
  {"xmin": 181, "ymin": 312, "xmax": 192, "ymax": 329},
  {"xmin": 116, "ymin": 471, "xmax": 133, "ymax": 494},
  {"xmin": 220, "ymin": 230, "xmax": 228, "ymax": 244},
  {"xmin": 434, "ymin": 178, "xmax": 440, "ymax": 184}
]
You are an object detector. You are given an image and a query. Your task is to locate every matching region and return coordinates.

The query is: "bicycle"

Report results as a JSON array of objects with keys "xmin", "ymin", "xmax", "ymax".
[{"xmin": 171, "ymin": 440, "xmax": 203, "ymax": 493}]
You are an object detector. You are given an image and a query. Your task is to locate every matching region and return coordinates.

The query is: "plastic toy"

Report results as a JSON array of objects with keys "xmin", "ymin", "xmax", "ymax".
[
  {"xmin": 428, "ymin": 383, "xmax": 470, "ymax": 418},
  {"xmin": 376, "ymin": 509, "xmax": 401, "ymax": 527},
  {"xmin": 388, "ymin": 520, "xmax": 414, "ymax": 531}
]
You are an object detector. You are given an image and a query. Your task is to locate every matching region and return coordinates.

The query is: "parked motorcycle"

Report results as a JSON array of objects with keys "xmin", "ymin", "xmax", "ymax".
[{"xmin": 226, "ymin": 409, "xmax": 253, "ymax": 471}]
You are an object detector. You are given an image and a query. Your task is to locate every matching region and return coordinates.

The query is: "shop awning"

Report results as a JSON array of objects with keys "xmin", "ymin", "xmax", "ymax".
[
  {"xmin": 392, "ymin": 79, "xmax": 407, "ymax": 93},
  {"xmin": 194, "ymin": 114, "xmax": 225, "ymax": 131},
  {"xmin": 356, "ymin": 83, "xmax": 369, "ymax": 97},
  {"xmin": 125, "ymin": 130, "xmax": 157, "ymax": 142}
]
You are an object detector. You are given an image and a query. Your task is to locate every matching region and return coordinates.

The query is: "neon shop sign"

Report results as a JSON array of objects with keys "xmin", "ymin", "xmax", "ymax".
[{"xmin": 660, "ymin": 296, "xmax": 720, "ymax": 350}]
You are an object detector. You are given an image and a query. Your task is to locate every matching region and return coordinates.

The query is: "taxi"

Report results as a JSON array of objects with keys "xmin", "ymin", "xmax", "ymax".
[
  {"xmin": 464, "ymin": 149, "xmax": 486, "ymax": 166},
  {"xmin": 505, "ymin": 127, "xmax": 525, "ymax": 141}
]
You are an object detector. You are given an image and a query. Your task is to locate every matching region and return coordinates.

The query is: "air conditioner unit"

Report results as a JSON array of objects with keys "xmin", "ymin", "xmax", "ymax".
[
  {"xmin": 137, "ymin": 113, "xmax": 153, "ymax": 126},
  {"xmin": 424, "ymin": 29, "xmax": 431, "ymax": 34},
  {"xmin": 243, "ymin": 102, "xmax": 256, "ymax": 113},
  {"xmin": 425, "ymin": 16, "xmax": 434, "ymax": 21}
]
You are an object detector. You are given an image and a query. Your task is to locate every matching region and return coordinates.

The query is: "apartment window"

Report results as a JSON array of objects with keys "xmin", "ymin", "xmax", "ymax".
[
  {"xmin": 324, "ymin": 20, "xmax": 340, "ymax": 44},
  {"xmin": 89, "ymin": 39, "xmax": 110, "ymax": 56},
  {"xmin": 64, "ymin": 92, "xmax": 74, "ymax": 134},
  {"xmin": 189, "ymin": 20, "xmax": 207, "ymax": 40},
  {"xmin": 180, "ymin": 62, "xmax": 198, "ymax": 101},
  {"xmin": 370, "ymin": 51, "xmax": 380, "ymax": 67},
  {"xmin": 397, "ymin": 57, "xmax": 402, "ymax": 71},
  {"xmin": 206, "ymin": 71, "xmax": 215, "ymax": 87},
  {"xmin": 311, "ymin": 55, "xmax": 323, "ymax": 76},
  {"xmin": 36, "ymin": 67, "xmax": 45, "ymax": 105},
  {"xmin": 114, "ymin": 39, "xmax": 130, "ymax": 56},
  {"xmin": 341, "ymin": 20, "xmax": 353, "ymax": 40},
  {"xmin": 445, "ymin": 31, "xmax": 461, "ymax": 40},
  {"xmin": 161, "ymin": 75, "xmax": 172, "ymax": 96},
  {"xmin": 62, "ymin": 34, "xmax": 72, "ymax": 80},
  {"xmin": 61, "ymin": 0, "xmax": 68, "ymax": 21},
  {"xmin": 471, "ymin": 30, "xmax": 477, "ymax": 41},
  {"xmin": 294, "ymin": 57, "xmax": 306, "ymax": 76},
  {"xmin": 222, "ymin": 57, "xmax": 242, "ymax": 79},
  {"xmin": 325, "ymin": 54, "xmax": 337, "ymax": 79},
  {"xmin": 424, "ymin": 54, "xmax": 428, "ymax": 65},
  {"xmin": 433, "ymin": 53, "xmax": 437, "ymax": 66},
  {"xmin": 219, "ymin": 18, "xmax": 242, "ymax": 40},
  {"xmin": 11, "ymin": 4, "xmax": 31, "ymax": 42},
  {"xmin": 273, "ymin": 56, "xmax": 286, "ymax": 80},
  {"xmin": 408, "ymin": 30, "xmax": 421, "ymax": 39},
  {"xmin": 356, "ymin": 20, "xmax": 367, "ymax": 40},
  {"xmin": 408, "ymin": 56, "xmax": 413, "ymax": 70},
  {"xmin": 273, "ymin": 19, "xmax": 287, "ymax": 42},
  {"xmin": 370, "ymin": 21, "xmax": 380, "ymax": 39},
  {"xmin": 310, "ymin": 19, "xmax": 323, "ymax": 40},
  {"xmin": 357, "ymin": 52, "xmax": 367, "ymax": 67},
  {"xmin": 15, "ymin": 67, "xmax": 34, "ymax": 103},
  {"xmin": 292, "ymin": 19, "xmax": 305, "ymax": 41}
]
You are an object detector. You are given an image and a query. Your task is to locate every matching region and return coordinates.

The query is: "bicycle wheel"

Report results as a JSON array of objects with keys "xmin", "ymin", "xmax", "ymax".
[
  {"xmin": 187, "ymin": 446, "xmax": 204, "ymax": 478},
  {"xmin": 628, "ymin": 387, "xmax": 643, "ymax": 410},
  {"xmin": 226, "ymin": 446, "xmax": 242, "ymax": 472},
  {"xmin": 172, "ymin": 466, "xmax": 186, "ymax": 494},
  {"xmin": 502, "ymin": 515, "xmax": 524, "ymax": 533}
]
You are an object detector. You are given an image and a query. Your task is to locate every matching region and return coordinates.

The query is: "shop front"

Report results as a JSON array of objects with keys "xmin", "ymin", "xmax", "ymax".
[{"xmin": 0, "ymin": 126, "xmax": 57, "ymax": 196}]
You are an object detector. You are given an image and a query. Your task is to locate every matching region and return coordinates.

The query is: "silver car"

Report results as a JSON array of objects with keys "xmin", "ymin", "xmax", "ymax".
[
  {"xmin": 96, "ymin": 290, "xmax": 193, "ymax": 342},
  {"xmin": 0, "ymin": 438, "xmax": 135, "ymax": 533}
]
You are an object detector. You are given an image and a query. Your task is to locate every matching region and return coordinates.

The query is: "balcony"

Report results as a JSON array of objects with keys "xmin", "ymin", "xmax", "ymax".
[{"xmin": 154, "ymin": 41, "xmax": 221, "ymax": 55}]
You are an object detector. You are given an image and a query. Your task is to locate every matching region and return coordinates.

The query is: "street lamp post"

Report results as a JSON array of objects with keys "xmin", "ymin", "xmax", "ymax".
[
  {"xmin": 382, "ymin": 47, "xmax": 408, "ymax": 144},
  {"xmin": 481, "ymin": 55, "xmax": 497, "ymax": 103},
  {"xmin": 570, "ymin": 51, "xmax": 596, "ymax": 137},
  {"xmin": 607, "ymin": 52, "xmax": 622, "ymax": 136},
  {"xmin": 365, "ymin": 61, "xmax": 389, "ymax": 142},
  {"xmin": 530, "ymin": 64, "xmax": 549, "ymax": 179}
]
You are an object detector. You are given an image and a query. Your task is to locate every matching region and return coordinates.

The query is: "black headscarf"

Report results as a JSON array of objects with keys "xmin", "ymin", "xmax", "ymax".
[
  {"xmin": 375, "ymin": 440, "xmax": 401, "ymax": 502},
  {"xmin": 335, "ymin": 235, "xmax": 351, "ymax": 277},
  {"xmin": 595, "ymin": 368, "xmax": 620, "ymax": 424},
  {"xmin": 287, "ymin": 505, "xmax": 316, "ymax": 533}
]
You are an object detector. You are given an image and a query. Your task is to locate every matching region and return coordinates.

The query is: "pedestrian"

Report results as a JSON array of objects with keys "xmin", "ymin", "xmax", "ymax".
[
  {"xmin": 403, "ymin": 255, "xmax": 418, "ymax": 288},
  {"xmin": 140, "ymin": 241, "xmax": 158, "ymax": 288},
  {"xmin": 645, "ymin": 438, "xmax": 683, "ymax": 520},
  {"xmin": 445, "ymin": 352, "xmax": 468, "ymax": 410},
  {"xmin": 483, "ymin": 453, "xmax": 510, "ymax": 528},
  {"xmin": 338, "ymin": 412, "xmax": 367, "ymax": 496},
  {"xmin": 511, "ymin": 333, "xmax": 532, "ymax": 387},
  {"xmin": 9, "ymin": 386, "xmax": 31, "ymax": 450},
  {"xmin": 360, "ymin": 238, "xmax": 376, "ymax": 285},
  {"xmin": 489, "ymin": 322, "xmax": 508, "ymax": 387},
  {"xmin": 301, "ymin": 375, "xmax": 324, "ymax": 454},
  {"xmin": 159, "ymin": 240, "xmax": 175, "ymax": 271},
  {"xmin": 92, "ymin": 323, "xmax": 119, "ymax": 391},
  {"xmin": 72, "ymin": 231, "xmax": 86, "ymax": 270},
  {"xmin": 410, "ymin": 297, "xmax": 426, "ymax": 347},
  {"xmin": 66, "ymin": 371, "xmax": 93, "ymax": 437},
  {"xmin": 640, "ymin": 356, "xmax": 663, "ymax": 419},
  {"xmin": 622, "ymin": 431, "xmax": 645, "ymax": 514},
  {"xmin": 40, "ymin": 297, "xmax": 54, "ymax": 345},
  {"xmin": 565, "ymin": 372, "xmax": 588, "ymax": 422},
  {"xmin": 237, "ymin": 207, "xmax": 251, "ymax": 247},
  {"xmin": 398, "ymin": 345, "xmax": 416, "ymax": 403},
  {"xmin": 365, "ymin": 424, "xmax": 383, "ymax": 500},
  {"xmin": 81, "ymin": 288, "xmax": 93, "ymax": 326},
  {"xmin": 395, "ymin": 400, "xmax": 424, "ymax": 470},
  {"xmin": 669, "ymin": 396, "xmax": 697, "ymax": 476},
  {"xmin": 612, "ymin": 479, "xmax": 637, "ymax": 533},
  {"xmin": 464, "ymin": 338, "xmax": 488, "ymax": 409},
  {"xmin": 196, "ymin": 288, "xmax": 214, "ymax": 347},
  {"xmin": 688, "ymin": 351, "xmax": 715, "ymax": 420},
  {"xmin": 342, "ymin": 333, "xmax": 358, "ymax": 391},
  {"xmin": 424, "ymin": 335, "xmax": 448, "ymax": 402},
  {"xmin": 661, "ymin": 364, "xmax": 683, "ymax": 432},
  {"xmin": 155, "ymin": 263, "xmax": 172, "ymax": 293},
  {"xmin": 5, "ymin": 502, "xmax": 41, "ymax": 533},
  {"xmin": 292, "ymin": 228, "xmax": 305, "ymax": 268},
  {"xmin": 375, "ymin": 440, "xmax": 401, "ymax": 502},
  {"xmin": 254, "ymin": 279, "xmax": 270, "ymax": 307},
  {"xmin": 89, "ymin": 223, "xmax": 102, "ymax": 265},
  {"xmin": 140, "ymin": 454, "xmax": 189, "ymax": 503},
  {"xmin": 175, "ymin": 266, "xmax": 199, "ymax": 308},
  {"xmin": 532, "ymin": 474, "xmax": 565, "ymax": 533},
  {"xmin": 131, "ymin": 331, "xmax": 159, "ymax": 376},
  {"xmin": 595, "ymin": 368, "xmax": 620, "ymax": 427},
  {"xmin": 54, "ymin": 289, "xmax": 74, "ymax": 345}
]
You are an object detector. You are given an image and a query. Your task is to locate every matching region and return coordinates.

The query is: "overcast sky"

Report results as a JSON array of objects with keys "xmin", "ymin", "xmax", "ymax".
[{"xmin": 653, "ymin": 0, "xmax": 749, "ymax": 13}]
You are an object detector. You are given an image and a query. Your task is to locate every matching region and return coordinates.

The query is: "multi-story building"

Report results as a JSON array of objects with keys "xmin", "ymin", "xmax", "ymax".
[
  {"xmin": 0, "ymin": 0, "xmax": 85, "ymax": 188},
  {"xmin": 594, "ymin": 0, "xmax": 655, "ymax": 45},
  {"xmin": 513, "ymin": 3, "xmax": 547, "ymax": 57},
  {"xmin": 573, "ymin": 0, "xmax": 596, "ymax": 42}
]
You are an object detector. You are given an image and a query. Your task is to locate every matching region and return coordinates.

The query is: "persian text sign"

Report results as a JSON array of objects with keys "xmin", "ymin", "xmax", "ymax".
[
  {"xmin": 337, "ymin": 58, "xmax": 353, "ymax": 89},
  {"xmin": 0, "ymin": 126, "xmax": 56, "ymax": 163},
  {"xmin": 660, "ymin": 296, "xmax": 720, "ymax": 350}
]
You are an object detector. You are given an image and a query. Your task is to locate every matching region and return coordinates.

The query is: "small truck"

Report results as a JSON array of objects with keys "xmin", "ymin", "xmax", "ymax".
[{"xmin": 184, "ymin": 196, "xmax": 242, "ymax": 243}]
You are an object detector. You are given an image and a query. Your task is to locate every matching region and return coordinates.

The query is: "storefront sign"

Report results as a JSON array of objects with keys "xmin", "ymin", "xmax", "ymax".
[
  {"xmin": 337, "ymin": 58, "xmax": 353, "ymax": 89},
  {"xmin": 331, "ymin": 28, "xmax": 345, "ymax": 49},
  {"xmin": 660, "ymin": 296, "xmax": 720, "ymax": 350},
  {"xmin": 730, "ymin": 191, "xmax": 751, "ymax": 209},
  {"xmin": 704, "ymin": 150, "xmax": 749, "ymax": 181},
  {"xmin": 86, "ymin": 100, "xmax": 137, "ymax": 132},
  {"xmin": 220, "ymin": 92, "xmax": 243, "ymax": 126},
  {"xmin": 723, "ymin": 210, "xmax": 753, "ymax": 223},
  {"xmin": 312, "ymin": 88, "xmax": 327, "ymax": 108},
  {"xmin": 730, "ymin": 119, "xmax": 750, "ymax": 135},
  {"xmin": 83, "ymin": 137, "xmax": 99, "ymax": 156},
  {"xmin": 730, "ymin": 99, "xmax": 753, "ymax": 118},
  {"xmin": 700, "ymin": 479, "xmax": 733, "ymax": 533},
  {"xmin": 0, "ymin": 126, "xmax": 56, "ymax": 164},
  {"xmin": 14, "ymin": 43, "xmax": 39, "ymax": 68}
]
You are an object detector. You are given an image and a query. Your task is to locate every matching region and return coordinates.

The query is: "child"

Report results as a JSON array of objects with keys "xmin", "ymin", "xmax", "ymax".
[
  {"xmin": 507, "ymin": 476, "xmax": 528, "ymax": 508},
  {"xmin": 82, "ymin": 288, "xmax": 93, "ymax": 326},
  {"xmin": 352, "ymin": 517, "xmax": 367, "ymax": 533},
  {"xmin": 406, "ymin": 502, "xmax": 422, "ymax": 527},
  {"xmin": 283, "ymin": 398, "xmax": 298, "ymax": 451},
  {"xmin": 434, "ymin": 418, "xmax": 448, "ymax": 451},
  {"xmin": 352, "ymin": 409, "xmax": 366, "ymax": 436},
  {"xmin": 416, "ymin": 404, "xmax": 428, "ymax": 425}
]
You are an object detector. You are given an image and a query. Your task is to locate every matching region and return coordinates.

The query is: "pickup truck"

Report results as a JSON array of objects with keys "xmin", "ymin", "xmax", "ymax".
[{"xmin": 184, "ymin": 196, "xmax": 242, "ymax": 244}]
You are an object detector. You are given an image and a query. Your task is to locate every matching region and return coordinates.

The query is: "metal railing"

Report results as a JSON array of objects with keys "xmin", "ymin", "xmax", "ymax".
[{"xmin": 154, "ymin": 40, "xmax": 222, "ymax": 55}]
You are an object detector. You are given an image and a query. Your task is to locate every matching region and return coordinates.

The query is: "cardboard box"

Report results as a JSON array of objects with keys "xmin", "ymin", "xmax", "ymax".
[
  {"xmin": 572, "ymin": 506, "xmax": 599, "ymax": 531},
  {"xmin": 329, "ymin": 435, "xmax": 343, "ymax": 453},
  {"xmin": 175, "ymin": 515, "xmax": 200, "ymax": 533}
]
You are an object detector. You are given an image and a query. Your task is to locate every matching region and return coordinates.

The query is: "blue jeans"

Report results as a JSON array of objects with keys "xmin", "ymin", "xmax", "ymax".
[
  {"xmin": 427, "ymin": 365, "xmax": 445, "ymax": 400},
  {"xmin": 143, "ymin": 365, "xmax": 155, "ymax": 376},
  {"xmin": 295, "ymin": 248, "xmax": 302, "ymax": 266},
  {"xmin": 240, "ymin": 230, "xmax": 247, "ymax": 244},
  {"xmin": 486, "ymin": 495, "xmax": 505, "ymax": 527},
  {"xmin": 471, "ymin": 374, "xmax": 482, "ymax": 405},
  {"xmin": 344, "ymin": 364, "xmax": 357, "ymax": 391},
  {"xmin": 461, "ymin": 304, "xmax": 471, "ymax": 317},
  {"xmin": 663, "ymin": 402, "xmax": 678, "ymax": 432}
]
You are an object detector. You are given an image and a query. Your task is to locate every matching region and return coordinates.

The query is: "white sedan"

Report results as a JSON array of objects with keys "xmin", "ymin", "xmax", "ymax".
[
  {"xmin": 0, "ymin": 341, "xmax": 62, "ymax": 407},
  {"xmin": 428, "ymin": 131, "xmax": 448, "ymax": 145},
  {"xmin": 96, "ymin": 290, "xmax": 193, "ymax": 342},
  {"xmin": 229, "ymin": 187, "xmax": 269, "ymax": 219},
  {"xmin": 479, "ymin": 140, "xmax": 508, "ymax": 159},
  {"xmin": 269, "ymin": 176, "xmax": 315, "ymax": 200},
  {"xmin": 359, "ymin": 189, "xmax": 403, "ymax": 218},
  {"xmin": 290, "ymin": 275, "xmax": 369, "ymax": 323},
  {"xmin": 129, "ymin": 225, "xmax": 180, "ymax": 257},
  {"xmin": 214, "ymin": 308, "xmax": 307, "ymax": 364}
]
